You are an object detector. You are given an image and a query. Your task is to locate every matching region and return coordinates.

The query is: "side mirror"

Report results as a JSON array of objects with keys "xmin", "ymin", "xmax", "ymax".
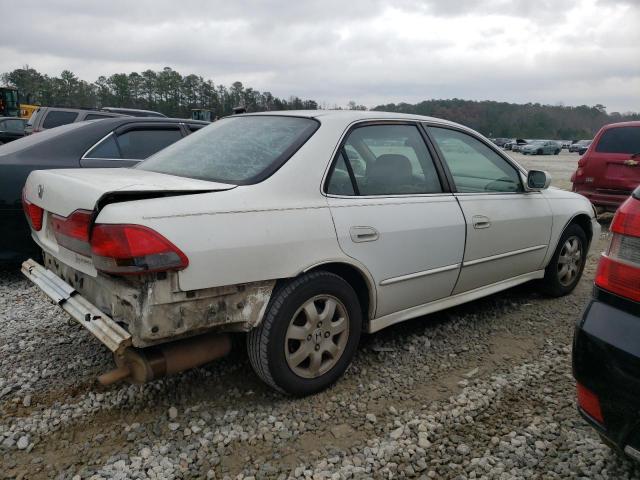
[{"xmin": 527, "ymin": 170, "xmax": 551, "ymax": 190}]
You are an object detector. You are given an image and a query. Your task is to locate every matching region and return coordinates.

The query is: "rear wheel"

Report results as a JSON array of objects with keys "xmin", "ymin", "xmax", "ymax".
[
  {"xmin": 554, "ymin": 149, "xmax": 560, "ymax": 155},
  {"xmin": 247, "ymin": 271, "xmax": 362, "ymax": 396},
  {"xmin": 540, "ymin": 224, "xmax": 588, "ymax": 296},
  {"xmin": 537, "ymin": 149, "xmax": 543, "ymax": 155}
]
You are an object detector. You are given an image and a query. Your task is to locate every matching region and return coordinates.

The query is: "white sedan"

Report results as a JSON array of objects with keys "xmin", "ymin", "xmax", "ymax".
[{"xmin": 21, "ymin": 110, "xmax": 600, "ymax": 395}]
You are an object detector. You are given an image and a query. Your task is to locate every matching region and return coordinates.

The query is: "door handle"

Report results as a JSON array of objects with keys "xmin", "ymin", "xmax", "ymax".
[
  {"xmin": 350, "ymin": 226, "xmax": 379, "ymax": 243},
  {"xmin": 472, "ymin": 215, "xmax": 491, "ymax": 229}
]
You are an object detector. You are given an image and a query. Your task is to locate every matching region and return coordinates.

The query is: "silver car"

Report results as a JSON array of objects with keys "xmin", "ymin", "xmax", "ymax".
[{"xmin": 522, "ymin": 140, "xmax": 561, "ymax": 155}]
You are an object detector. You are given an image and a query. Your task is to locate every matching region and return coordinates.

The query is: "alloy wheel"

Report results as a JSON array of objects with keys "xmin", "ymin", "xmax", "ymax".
[
  {"xmin": 284, "ymin": 295, "xmax": 349, "ymax": 379},
  {"xmin": 557, "ymin": 236, "xmax": 583, "ymax": 286}
]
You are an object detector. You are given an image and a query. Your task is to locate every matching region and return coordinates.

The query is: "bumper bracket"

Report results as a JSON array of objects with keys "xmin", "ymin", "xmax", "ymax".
[{"xmin": 21, "ymin": 258, "xmax": 132, "ymax": 353}]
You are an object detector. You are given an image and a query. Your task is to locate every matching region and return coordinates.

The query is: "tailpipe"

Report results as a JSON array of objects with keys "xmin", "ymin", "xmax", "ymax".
[{"xmin": 98, "ymin": 333, "xmax": 231, "ymax": 385}]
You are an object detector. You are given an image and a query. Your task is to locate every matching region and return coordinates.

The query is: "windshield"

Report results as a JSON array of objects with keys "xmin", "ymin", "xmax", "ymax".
[{"xmin": 137, "ymin": 115, "xmax": 319, "ymax": 184}]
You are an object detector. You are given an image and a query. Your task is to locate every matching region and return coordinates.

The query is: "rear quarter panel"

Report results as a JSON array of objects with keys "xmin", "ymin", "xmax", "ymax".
[{"xmin": 96, "ymin": 185, "xmax": 357, "ymax": 291}]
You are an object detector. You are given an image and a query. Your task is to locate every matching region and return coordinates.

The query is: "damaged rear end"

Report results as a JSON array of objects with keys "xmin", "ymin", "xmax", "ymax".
[{"xmin": 21, "ymin": 168, "xmax": 275, "ymax": 384}]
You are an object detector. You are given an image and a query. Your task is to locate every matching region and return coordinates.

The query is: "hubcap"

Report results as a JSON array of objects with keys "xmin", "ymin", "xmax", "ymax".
[
  {"xmin": 557, "ymin": 236, "xmax": 583, "ymax": 286},
  {"xmin": 285, "ymin": 295, "xmax": 349, "ymax": 379}
]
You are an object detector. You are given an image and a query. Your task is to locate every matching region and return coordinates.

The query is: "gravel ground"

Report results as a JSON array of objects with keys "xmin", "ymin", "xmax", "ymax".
[{"xmin": 1, "ymin": 150, "xmax": 638, "ymax": 479}]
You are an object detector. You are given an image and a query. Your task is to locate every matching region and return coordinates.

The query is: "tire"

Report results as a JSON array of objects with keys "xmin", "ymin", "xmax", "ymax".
[
  {"xmin": 537, "ymin": 149, "xmax": 543, "ymax": 155},
  {"xmin": 247, "ymin": 271, "xmax": 362, "ymax": 396},
  {"xmin": 541, "ymin": 224, "xmax": 588, "ymax": 297},
  {"xmin": 554, "ymin": 149, "xmax": 560, "ymax": 155}
]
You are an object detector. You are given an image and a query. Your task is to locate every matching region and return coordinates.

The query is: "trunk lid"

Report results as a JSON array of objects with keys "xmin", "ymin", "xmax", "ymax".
[{"xmin": 24, "ymin": 168, "xmax": 235, "ymax": 217}]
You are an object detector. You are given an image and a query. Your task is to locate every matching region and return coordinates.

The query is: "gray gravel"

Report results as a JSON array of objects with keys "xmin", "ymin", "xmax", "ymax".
[{"xmin": 0, "ymin": 152, "xmax": 638, "ymax": 478}]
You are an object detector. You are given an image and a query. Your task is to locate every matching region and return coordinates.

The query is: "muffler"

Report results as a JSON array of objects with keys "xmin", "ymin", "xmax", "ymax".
[{"xmin": 98, "ymin": 333, "xmax": 231, "ymax": 385}]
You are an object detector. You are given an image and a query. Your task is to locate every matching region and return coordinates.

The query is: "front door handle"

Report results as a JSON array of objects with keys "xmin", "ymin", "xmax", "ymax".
[
  {"xmin": 350, "ymin": 226, "xmax": 379, "ymax": 243},
  {"xmin": 472, "ymin": 215, "xmax": 491, "ymax": 229}
]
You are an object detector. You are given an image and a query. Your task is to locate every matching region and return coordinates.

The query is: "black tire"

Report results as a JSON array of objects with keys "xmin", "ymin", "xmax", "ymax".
[
  {"xmin": 247, "ymin": 271, "xmax": 362, "ymax": 396},
  {"xmin": 541, "ymin": 224, "xmax": 588, "ymax": 297},
  {"xmin": 554, "ymin": 149, "xmax": 560, "ymax": 155},
  {"xmin": 537, "ymin": 149, "xmax": 543, "ymax": 155}
]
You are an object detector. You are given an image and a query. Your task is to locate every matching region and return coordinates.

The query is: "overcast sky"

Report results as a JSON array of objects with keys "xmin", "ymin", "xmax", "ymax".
[{"xmin": 3, "ymin": 0, "xmax": 639, "ymax": 112}]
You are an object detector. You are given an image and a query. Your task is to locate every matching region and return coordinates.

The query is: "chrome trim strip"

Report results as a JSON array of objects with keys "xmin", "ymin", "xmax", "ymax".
[
  {"xmin": 463, "ymin": 244, "xmax": 547, "ymax": 267},
  {"xmin": 81, "ymin": 131, "xmax": 115, "ymax": 160},
  {"xmin": 380, "ymin": 263, "xmax": 460, "ymax": 286}
]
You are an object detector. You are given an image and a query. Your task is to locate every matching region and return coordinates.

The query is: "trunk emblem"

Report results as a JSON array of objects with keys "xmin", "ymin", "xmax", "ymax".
[
  {"xmin": 624, "ymin": 159, "xmax": 638, "ymax": 167},
  {"xmin": 37, "ymin": 184, "xmax": 44, "ymax": 199}
]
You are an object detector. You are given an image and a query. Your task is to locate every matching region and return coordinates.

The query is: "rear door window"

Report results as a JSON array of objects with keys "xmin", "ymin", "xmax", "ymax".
[
  {"xmin": 596, "ymin": 127, "xmax": 640, "ymax": 154},
  {"xmin": 116, "ymin": 128, "xmax": 183, "ymax": 159},
  {"xmin": 42, "ymin": 111, "xmax": 79, "ymax": 129}
]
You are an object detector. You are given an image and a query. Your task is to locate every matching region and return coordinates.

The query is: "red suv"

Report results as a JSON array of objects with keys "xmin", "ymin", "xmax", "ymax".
[{"xmin": 572, "ymin": 121, "xmax": 640, "ymax": 212}]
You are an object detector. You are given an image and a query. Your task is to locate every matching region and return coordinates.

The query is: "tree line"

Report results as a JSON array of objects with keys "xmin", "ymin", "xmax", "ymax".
[
  {"xmin": 372, "ymin": 99, "xmax": 639, "ymax": 139},
  {"xmin": 1, "ymin": 67, "xmax": 319, "ymax": 118},
  {"xmin": 3, "ymin": 66, "xmax": 637, "ymax": 138}
]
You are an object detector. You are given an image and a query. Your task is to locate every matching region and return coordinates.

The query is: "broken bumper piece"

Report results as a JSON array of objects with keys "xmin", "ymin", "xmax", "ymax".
[{"xmin": 21, "ymin": 258, "xmax": 132, "ymax": 353}]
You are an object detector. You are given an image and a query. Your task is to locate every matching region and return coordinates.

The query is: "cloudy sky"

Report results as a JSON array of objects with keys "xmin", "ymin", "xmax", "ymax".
[{"xmin": 3, "ymin": 0, "xmax": 639, "ymax": 112}]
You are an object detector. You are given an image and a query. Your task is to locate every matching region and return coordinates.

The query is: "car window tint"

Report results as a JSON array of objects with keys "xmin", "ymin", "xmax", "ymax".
[
  {"xmin": 340, "ymin": 124, "xmax": 441, "ymax": 196},
  {"xmin": 3, "ymin": 119, "xmax": 25, "ymax": 132},
  {"xmin": 429, "ymin": 127, "xmax": 522, "ymax": 193},
  {"xmin": 596, "ymin": 127, "xmax": 640, "ymax": 154},
  {"xmin": 85, "ymin": 134, "xmax": 120, "ymax": 159},
  {"xmin": 42, "ymin": 111, "xmax": 79, "ymax": 129},
  {"xmin": 327, "ymin": 152, "xmax": 356, "ymax": 195},
  {"xmin": 84, "ymin": 113, "xmax": 113, "ymax": 121},
  {"xmin": 117, "ymin": 128, "xmax": 182, "ymax": 159},
  {"xmin": 187, "ymin": 124, "xmax": 205, "ymax": 133}
]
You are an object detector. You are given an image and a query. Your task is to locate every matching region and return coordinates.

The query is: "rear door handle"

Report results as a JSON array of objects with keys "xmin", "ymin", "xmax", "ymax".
[
  {"xmin": 472, "ymin": 215, "xmax": 491, "ymax": 229},
  {"xmin": 350, "ymin": 226, "xmax": 379, "ymax": 243}
]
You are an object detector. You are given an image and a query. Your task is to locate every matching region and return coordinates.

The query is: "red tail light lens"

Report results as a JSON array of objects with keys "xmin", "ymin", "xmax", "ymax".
[
  {"xmin": 611, "ymin": 196, "xmax": 640, "ymax": 238},
  {"xmin": 90, "ymin": 224, "xmax": 188, "ymax": 274},
  {"xmin": 51, "ymin": 210, "xmax": 93, "ymax": 256},
  {"xmin": 22, "ymin": 191, "xmax": 44, "ymax": 231},
  {"xmin": 595, "ymin": 196, "xmax": 640, "ymax": 302},
  {"xmin": 577, "ymin": 383, "xmax": 604, "ymax": 424}
]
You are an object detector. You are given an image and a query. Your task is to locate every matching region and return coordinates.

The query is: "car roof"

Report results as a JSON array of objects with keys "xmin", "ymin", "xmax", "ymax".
[
  {"xmin": 0, "ymin": 116, "xmax": 25, "ymax": 121},
  {"xmin": 601, "ymin": 120, "xmax": 640, "ymax": 130},
  {"xmin": 242, "ymin": 109, "xmax": 465, "ymax": 127}
]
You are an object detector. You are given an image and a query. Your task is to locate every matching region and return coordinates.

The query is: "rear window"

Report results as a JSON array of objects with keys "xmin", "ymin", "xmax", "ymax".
[
  {"xmin": 137, "ymin": 116, "xmax": 319, "ymax": 184},
  {"xmin": 595, "ymin": 126, "xmax": 640, "ymax": 154},
  {"xmin": 0, "ymin": 121, "xmax": 86, "ymax": 156},
  {"xmin": 42, "ymin": 111, "xmax": 79, "ymax": 129}
]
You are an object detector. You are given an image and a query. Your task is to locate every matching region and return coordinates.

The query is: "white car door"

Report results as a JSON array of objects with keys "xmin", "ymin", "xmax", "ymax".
[
  {"xmin": 427, "ymin": 125, "xmax": 553, "ymax": 294},
  {"xmin": 325, "ymin": 122, "xmax": 466, "ymax": 317}
]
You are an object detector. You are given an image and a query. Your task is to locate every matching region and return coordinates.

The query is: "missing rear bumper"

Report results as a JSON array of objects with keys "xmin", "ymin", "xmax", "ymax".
[{"xmin": 21, "ymin": 258, "xmax": 132, "ymax": 353}]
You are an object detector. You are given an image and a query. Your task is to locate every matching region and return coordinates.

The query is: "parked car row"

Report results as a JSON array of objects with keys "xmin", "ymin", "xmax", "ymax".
[{"xmin": 494, "ymin": 138, "xmax": 594, "ymax": 155}]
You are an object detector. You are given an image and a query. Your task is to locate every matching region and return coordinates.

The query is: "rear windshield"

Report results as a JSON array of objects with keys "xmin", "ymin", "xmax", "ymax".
[
  {"xmin": 595, "ymin": 126, "xmax": 640, "ymax": 154},
  {"xmin": 0, "ymin": 121, "xmax": 87, "ymax": 156},
  {"xmin": 137, "ymin": 115, "xmax": 319, "ymax": 184}
]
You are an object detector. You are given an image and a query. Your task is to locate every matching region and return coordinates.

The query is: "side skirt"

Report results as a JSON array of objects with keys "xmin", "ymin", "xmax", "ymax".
[{"xmin": 368, "ymin": 270, "xmax": 545, "ymax": 333}]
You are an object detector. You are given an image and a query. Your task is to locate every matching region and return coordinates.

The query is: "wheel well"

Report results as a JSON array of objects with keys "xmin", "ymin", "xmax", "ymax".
[
  {"xmin": 304, "ymin": 262, "xmax": 373, "ymax": 322},
  {"xmin": 568, "ymin": 214, "xmax": 594, "ymax": 248}
]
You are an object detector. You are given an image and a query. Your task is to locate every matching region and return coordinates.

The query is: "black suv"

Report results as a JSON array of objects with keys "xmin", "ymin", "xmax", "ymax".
[{"xmin": 573, "ymin": 186, "xmax": 640, "ymax": 462}]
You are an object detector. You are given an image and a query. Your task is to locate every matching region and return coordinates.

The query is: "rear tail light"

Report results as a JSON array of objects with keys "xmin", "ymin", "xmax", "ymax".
[
  {"xmin": 577, "ymin": 382, "xmax": 604, "ymax": 424},
  {"xmin": 90, "ymin": 224, "xmax": 188, "ymax": 274},
  {"xmin": 51, "ymin": 210, "xmax": 93, "ymax": 256},
  {"xmin": 595, "ymin": 195, "xmax": 640, "ymax": 302},
  {"xmin": 22, "ymin": 190, "xmax": 44, "ymax": 231}
]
